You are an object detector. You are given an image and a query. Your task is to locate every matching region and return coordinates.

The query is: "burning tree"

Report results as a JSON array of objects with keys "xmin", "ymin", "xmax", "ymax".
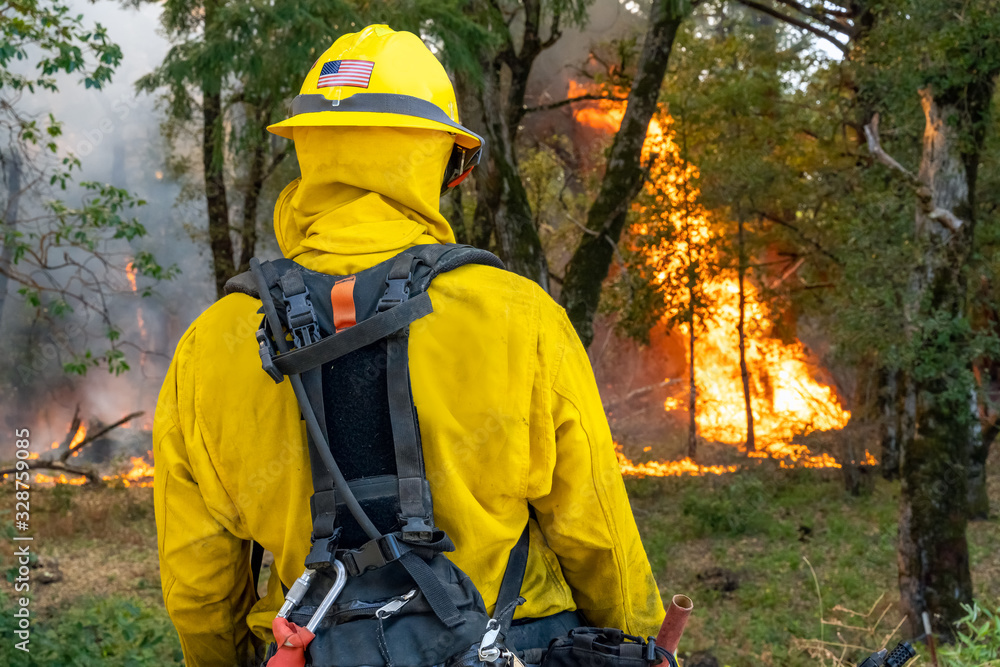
[{"xmin": 570, "ymin": 75, "xmax": 852, "ymax": 468}]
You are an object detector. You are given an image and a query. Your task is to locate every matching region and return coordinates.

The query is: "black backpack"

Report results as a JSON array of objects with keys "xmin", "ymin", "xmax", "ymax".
[{"xmin": 227, "ymin": 244, "xmax": 677, "ymax": 667}]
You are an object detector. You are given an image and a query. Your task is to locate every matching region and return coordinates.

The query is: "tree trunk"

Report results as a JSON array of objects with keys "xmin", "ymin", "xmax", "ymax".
[
  {"xmin": 0, "ymin": 150, "xmax": 21, "ymax": 327},
  {"xmin": 561, "ymin": 0, "xmax": 688, "ymax": 347},
  {"xmin": 203, "ymin": 0, "xmax": 234, "ymax": 300},
  {"xmin": 687, "ymin": 310, "xmax": 697, "ymax": 460},
  {"xmin": 454, "ymin": 70, "xmax": 494, "ymax": 249},
  {"xmin": 478, "ymin": 64, "xmax": 548, "ymax": 289},
  {"xmin": 236, "ymin": 134, "xmax": 267, "ymax": 274},
  {"xmin": 443, "ymin": 183, "xmax": 467, "ymax": 246},
  {"xmin": 454, "ymin": 0, "xmax": 551, "ymax": 289},
  {"xmin": 962, "ymin": 73, "xmax": 999, "ymax": 521},
  {"xmin": 967, "ymin": 402, "xmax": 992, "ymax": 520},
  {"xmin": 897, "ymin": 89, "xmax": 974, "ymax": 643},
  {"xmin": 878, "ymin": 368, "xmax": 905, "ymax": 480},
  {"xmin": 737, "ymin": 214, "xmax": 755, "ymax": 455}
]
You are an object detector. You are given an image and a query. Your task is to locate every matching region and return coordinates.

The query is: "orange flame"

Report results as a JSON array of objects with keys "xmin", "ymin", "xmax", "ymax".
[
  {"xmin": 570, "ymin": 81, "xmax": 855, "ymax": 476},
  {"xmin": 125, "ymin": 261, "xmax": 138, "ymax": 292},
  {"xmin": 34, "ymin": 473, "xmax": 87, "ymax": 486},
  {"xmin": 616, "ymin": 443, "xmax": 739, "ymax": 477},
  {"xmin": 125, "ymin": 260, "xmax": 148, "ymax": 340},
  {"xmin": 111, "ymin": 456, "xmax": 155, "ymax": 488},
  {"xmin": 48, "ymin": 423, "xmax": 87, "ymax": 458},
  {"xmin": 28, "ymin": 455, "xmax": 155, "ymax": 488},
  {"xmin": 16, "ymin": 423, "xmax": 155, "ymax": 488}
]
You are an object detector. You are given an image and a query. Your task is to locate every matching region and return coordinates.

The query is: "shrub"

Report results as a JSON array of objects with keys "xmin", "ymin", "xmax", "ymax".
[
  {"xmin": 0, "ymin": 592, "xmax": 183, "ymax": 666},
  {"xmin": 941, "ymin": 601, "xmax": 1000, "ymax": 667}
]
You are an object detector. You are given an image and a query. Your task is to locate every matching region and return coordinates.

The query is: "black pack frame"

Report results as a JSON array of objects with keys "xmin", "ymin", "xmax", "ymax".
[{"xmin": 228, "ymin": 243, "xmax": 677, "ymax": 667}]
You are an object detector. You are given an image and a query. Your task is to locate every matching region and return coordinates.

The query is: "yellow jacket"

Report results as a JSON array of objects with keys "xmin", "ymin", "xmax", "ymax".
[{"xmin": 153, "ymin": 126, "xmax": 664, "ymax": 667}]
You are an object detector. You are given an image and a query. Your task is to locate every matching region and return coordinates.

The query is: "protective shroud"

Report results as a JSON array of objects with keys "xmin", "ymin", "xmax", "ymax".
[{"xmin": 227, "ymin": 244, "xmax": 522, "ymax": 667}]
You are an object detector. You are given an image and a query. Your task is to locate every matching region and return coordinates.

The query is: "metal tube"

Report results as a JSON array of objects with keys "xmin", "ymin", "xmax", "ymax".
[
  {"xmin": 305, "ymin": 561, "xmax": 348, "ymax": 634},
  {"xmin": 277, "ymin": 569, "xmax": 316, "ymax": 619},
  {"xmin": 656, "ymin": 594, "xmax": 693, "ymax": 656}
]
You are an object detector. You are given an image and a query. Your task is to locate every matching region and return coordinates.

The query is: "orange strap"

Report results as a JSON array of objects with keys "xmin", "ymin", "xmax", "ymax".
[
  {"xmin": 268, "ymin": 617, "xmax": 315, "ymax": 667},
  {"xmin": 331, "ymin": 276, "xmax": 357, "ymax": 333}
]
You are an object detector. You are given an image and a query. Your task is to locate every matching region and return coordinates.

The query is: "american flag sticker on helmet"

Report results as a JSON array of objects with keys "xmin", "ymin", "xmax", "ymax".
[{"xmin": 317, "ymin": 60, "xmax": 375, "ymax": 88}]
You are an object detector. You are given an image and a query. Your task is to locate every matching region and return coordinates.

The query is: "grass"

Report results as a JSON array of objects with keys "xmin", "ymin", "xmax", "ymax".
[
  {"xmin": 626, "ymin": 457, "xmax": 1000, "ymax": 667},
  {"xmin": 0, "ymin": 451, "xmax": 996, "ymax": 666}
]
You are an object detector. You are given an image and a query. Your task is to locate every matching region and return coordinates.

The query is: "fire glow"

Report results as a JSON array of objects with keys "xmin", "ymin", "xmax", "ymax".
[
  {"xmin": 3, "ymin": 423, "xmax": 154, "ymax": 488},
  {"xmin": 570, "ymin": 83, "xmax": 859, "ymax": 476},
  {"xmin": 126, "ymin": 260, "xmax": 148, "ymax": 340}
]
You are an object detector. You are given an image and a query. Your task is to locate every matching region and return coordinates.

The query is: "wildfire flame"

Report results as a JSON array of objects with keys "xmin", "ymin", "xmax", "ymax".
[
  {"xmin": 616, "ymin": 443, "xmax": 739, "ymax": 477},
  {"xmin": 125, "ymin": 261, "xmax": 139, "ymax": 292},
  {"xmin": 2, "ymin": 423, "xmax": 154, "ymax": 488},
  {"xmin": 126, "ymin": 259, "xmax": 148, "ymax": 340},
  {"xmin": 115, "ymin": 456, "xmax": 155, "ymax": 487},
  {"xmin": 27, "ymin": 455, "xmax": 154, "ymax": 488},
  {"xmin": 570, "ymin": 82, "xmax": 858, "ymax": 476}
]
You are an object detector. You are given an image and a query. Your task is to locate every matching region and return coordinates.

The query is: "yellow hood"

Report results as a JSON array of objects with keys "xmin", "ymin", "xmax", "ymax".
[{"xmin": 275, "ymin": 125, "xmax": 457, "ymax": 274}]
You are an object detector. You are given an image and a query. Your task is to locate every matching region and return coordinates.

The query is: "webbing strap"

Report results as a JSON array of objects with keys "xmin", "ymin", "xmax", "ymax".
[
  {"xmin": 495, "ymin": 522, "xmax": 530, "ymax": 615},
  {"xmin": 381, "ymin": 253, "xmax": 435, "ymax": 535},
  {"xmin": 398, "ymin": 551, "xmax": 465, "ymax": 628},
  {"xmin": 620, "ymin": 643, "xmax": 645, "ymax": 659},
  {"xmin": 250, "ymin": 258, "xmax": 381, "ymax": 543},
  {"xmin": 279, "ymin": 269, "xmax": 306, "ymax": 297},
  {"xmin": 272, "ymin": 293, "xmax": 432, "ymax": 376},
  {"xmin": 414, "ymin": 247, "xmax": 506, "ymax": 293},
  {"xmin": 387, "ymin": 330, "xmax": 430, "ymax": 531},
  {"xmin": 406, "ymin": 243, "xmax": 453, "ymax": 269}
]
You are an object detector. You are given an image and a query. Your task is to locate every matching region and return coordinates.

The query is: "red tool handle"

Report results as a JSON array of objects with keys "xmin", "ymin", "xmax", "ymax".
[
  {"xmin": 267, "ymin": 617, "xmax": 316, "ymax": 667},
  {"xmin": 656, "ymin": 594, "xmax": 693, "ymax": 657}
]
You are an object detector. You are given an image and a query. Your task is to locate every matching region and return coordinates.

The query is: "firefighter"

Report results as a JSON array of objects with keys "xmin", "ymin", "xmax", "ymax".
[{"xmin": 153, "ymin": 24, "xmax": 664, "ymax": 667}]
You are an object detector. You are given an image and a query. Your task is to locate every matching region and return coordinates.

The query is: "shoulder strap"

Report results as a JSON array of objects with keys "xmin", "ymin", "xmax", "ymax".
[
  {"xmin": 224, "ymin": 270, "xmax": 258, "ymax": 297},
  {"xmin": 224, "ymin": 244, "xmax": 505, "ymax": 300},
  {"xmin": 247, "ymin": 246, "xmax": 506, "ymax": 629},
  {"xmin": 496, "ymin": 521, "xmax": 530, "ymax": 614}
]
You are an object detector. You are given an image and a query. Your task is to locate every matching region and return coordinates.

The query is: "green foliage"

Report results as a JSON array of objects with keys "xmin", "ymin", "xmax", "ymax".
[
  {"xmin": 0, "ymin": 592, "xmax": 183, "ymax": 666},
  {"xmin": 0, "ymin": 0, "xmax": 121, "ymax": 95},
  {"xmin": 941, "ymin": 602, "xmax": 1000, "ymax": 667}
]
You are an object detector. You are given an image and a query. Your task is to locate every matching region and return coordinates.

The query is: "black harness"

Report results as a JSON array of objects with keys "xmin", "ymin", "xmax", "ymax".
[{"xmin": 226, "ymin": 244, "xmax": 676, "ymax": 667}]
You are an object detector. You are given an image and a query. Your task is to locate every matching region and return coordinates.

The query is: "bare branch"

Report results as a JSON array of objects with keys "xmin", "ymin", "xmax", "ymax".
[
  {"xmin": 863, "ymin": 113, "xmax": 918, "ymax": 184},
  {"xmin": 263, "ymin": 145, "xmax": 291, "ymax": 181},
  {"xmin": 864, "ymin": 113, "xmax": 964, "ymax": 232},
  {"xmin": 755, "ymin": 211, "xmax": 842, "ymax": 265},
  {"xmin": 773, "ymin": 0, "xmax": 856, "ymax": 35},
  {"xmin": 735, "ymin": 0, "xmax": 849, "ymax": 54},
  {"xmin": 770, "ymin": 256, "xmax": 806, "ymax": 288},
  {"xmin": 524, "ymin": 93, "xmax": 629, "ymax": 114},
  {"xmin": 0, "ymin": 459, "xmax": 99, "ymax": 484},
  {"xmin": 59, "ymin": 405, "xmax": 82, "ymax": 450},
  {"xmin": 541, "ymin": 7, "xmax": 562, "ymax": 50},
  {"xmin": 603, "ymin": 380, "xmax": 677, "ymax": 411},
  {"xmin": 60, "ymin": 411, "xmax": 144, "ymax": 462}
]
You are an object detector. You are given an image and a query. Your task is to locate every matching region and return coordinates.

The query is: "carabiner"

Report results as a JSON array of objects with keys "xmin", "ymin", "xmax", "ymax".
[{"xmin": 304, "ymin": 560, "xmax": 348, "ymax": 635}]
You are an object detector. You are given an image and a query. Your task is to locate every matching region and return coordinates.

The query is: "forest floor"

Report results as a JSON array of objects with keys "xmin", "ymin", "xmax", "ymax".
[{"xmin": 0, "ymin": 447, "xmax": 997, "ymax": 666}]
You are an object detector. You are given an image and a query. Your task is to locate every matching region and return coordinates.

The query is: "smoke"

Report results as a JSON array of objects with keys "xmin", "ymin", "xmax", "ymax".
[
  {"xmin": 519, "ymin": 0, "xmax": 645, "ymax": 149},
  {"xmin": 0, "ymin": 0, "xmax": 649, "ymax": 451},
  {"xmin": 0, "ymin": 0, "xmax": 216, "ymax": 448}
]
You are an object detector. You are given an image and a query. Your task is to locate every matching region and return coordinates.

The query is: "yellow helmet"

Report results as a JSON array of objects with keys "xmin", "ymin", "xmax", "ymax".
[{"xmin": 268, "ymin": 25, "xmax": 483, "ymax": 192}]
